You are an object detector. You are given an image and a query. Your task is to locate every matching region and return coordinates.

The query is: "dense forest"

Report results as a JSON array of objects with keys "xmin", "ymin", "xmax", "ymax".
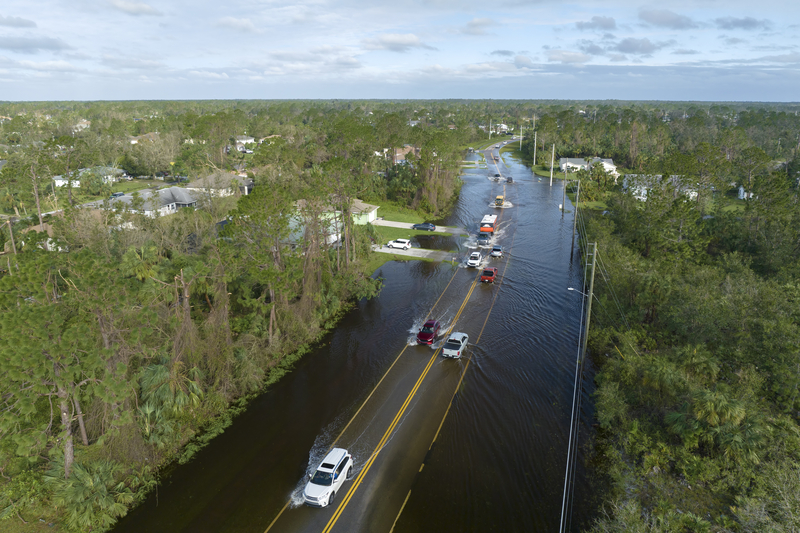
[
  {"xmin": 1, "ymin": 99, "xmax": 800, "ymax": 531},
  {"xmin": 0, "ymin": 100, "xmax": 483, "ymax": 530},
  {"xmin": 529, "ymin": 105, "xmax": 800, "ymax": 531}
]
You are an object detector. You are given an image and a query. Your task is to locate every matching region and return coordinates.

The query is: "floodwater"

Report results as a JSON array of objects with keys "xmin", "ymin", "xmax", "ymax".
[{"xmin": 112, "ymin": 150, "xmax": 597, "ymax": 532}]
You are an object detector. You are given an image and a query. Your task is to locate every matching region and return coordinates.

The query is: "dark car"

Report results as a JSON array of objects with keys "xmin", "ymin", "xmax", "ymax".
[
  {"xmin": 412, "ymin": 222, "xmax": 436, "ymax": 231},
  {"xmin": 506, "ymin": 176, "xmax": 513, "ymax": 183},
  {"xmin": 477, "ymin": 234, "xmax": 490, "ymax": 246},
  {"xmin": 481, "ymin": 267, "xmax": 498, "ymax": 283},
  {"xmin": 417, "ymin": 319, "xmax": 441, "ymax": 345}
]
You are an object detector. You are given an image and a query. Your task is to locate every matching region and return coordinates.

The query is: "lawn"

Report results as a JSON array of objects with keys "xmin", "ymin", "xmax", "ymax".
[
  {"xmin": 376, "ymin": 203, "xmax": 425, "ymax": 224},
  {"xmin": 362, "ymin": 250, "xmax": 455, "ymax": 276}
]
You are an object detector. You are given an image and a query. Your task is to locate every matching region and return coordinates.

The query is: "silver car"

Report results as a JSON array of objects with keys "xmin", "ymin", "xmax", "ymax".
[{"xmin": 442, "ymin": 333, "xmax": 469, "ymax": 358}]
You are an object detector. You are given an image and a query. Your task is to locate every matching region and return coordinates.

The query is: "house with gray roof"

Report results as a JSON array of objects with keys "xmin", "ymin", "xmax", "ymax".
[{"xmin": 108, "ymin": 187, "xmax": 197, "ymax": 217}]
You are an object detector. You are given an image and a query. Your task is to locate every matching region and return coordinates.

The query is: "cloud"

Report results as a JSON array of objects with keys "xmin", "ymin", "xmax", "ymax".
[
  {"xmin": 578, "ymin": 40, "xmax": 606, "ymax": 55},
  {"xmin": 615, "ymin": 38, "xmax": 671, "ymax": 55},
  {"xmin": 16, "ymin": 59, "xmax": 82, "ymax": 72},
  {"xmin": 362, "ymin": 33, "xmax": 435, "ymax": 53},
  {"xmin": 0, "ymin": 36, "xmax": 71, "ymax": 53},
  {"xmin": 758, "ymin": 52, "xmax": 800, "ymax": 63},
  {"xmin": 608, "ymin": 54, "xmax": 627, "ymax": 62},
  {"xmin": 491, "ymin": 49, "xmax": 514, "ymax": 56},
  {"xmin": 109, "ymin": 0, "xmax": 162, "ymax": 16},
  {"xmin": 217, "ymin": 17, "xmax": 258, "ymax": 33},
  {"xmin": 546, "ymin": 49, "xmax": 590, "ymax": 64},
  {"xmin": 101, "ymin": 55, "xmax": 165, "ymax": 69},
  {"xmin": 638, "ymin": 8, "xmax": 697, "ymax": 30},
  {"xmin": 714, "ymin": 17, "xmax": 770, "ymax": 31},
  {"xmin": 722, "ymin": 36, "xmax": 747, "ymax": 45},
  {"xmin": 189, "ymin": 70, "xmax": 229, "ymax": 79},
  {"xmin": 0, "ymin": 15, "xmax": 36, "ymax": 28},
  {"xmin": 673, "ymin": 49, "xmax": 699, "ymax": 55},
  {"xmin": 576, "ymin": 16, "xmax": 616, "ymax": 31},
  {"xmin": 514, "ymin": 55, "xmax": 534, "ymax": 68},
  {"xmin": 458, "ymin": 17, "xmax": 496, "ymax": 35}
]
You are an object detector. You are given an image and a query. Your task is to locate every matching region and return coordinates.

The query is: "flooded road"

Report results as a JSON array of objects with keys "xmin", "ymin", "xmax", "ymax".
[{"xmin": 112, "ymin": 148, "xmax": 596, "ymax": 532}]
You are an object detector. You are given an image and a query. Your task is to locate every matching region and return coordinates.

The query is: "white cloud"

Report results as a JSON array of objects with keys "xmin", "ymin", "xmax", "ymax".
[
  {"xmin": 758, "ymin": 52, "xmax": 800, "ymax": 63},
  {"xmin": 101, "ymin": 55, "xmax": 165, "ymax": 69},
  {"xmin": 715, "ymin": 17, "xmax": 771, "ymax": 31},
  {"xmin": 0, "ymin": 15, "xmax": 36, "ymax": 28},
  {"xmin": 615, "ymin": 38, "xmax": 672, "ymax": 55},
  {"xmin": 546, "ymin": 50, "xmax": 590, "ymax": 64},
  {"xmin": 459, "ymin": 18, "xmax": 497, "ymax": 36},
  {"xmin": 0, "ymin": 36, "xmax": 71, "ymax": 53},
  {"xmin": 109, "ymin": 0, "xmax": 162, "ymax": 16},
  {"xmin": 362, "ymin": 33, "xmax": 435, "ymax": 53},
  {"xmin": 638, "ymin": 8, "xmax": 697, "ymax": 30},
  {"xmin": 514, "ymin": 55, "xmax": 535, "ymax": 68},
  {"xmin": 217, "ymin": 17, "xmax": 258, "ymax": 33},
  {"xmin": 576, "ymin": 16, "xmax": 616, "ymax": 31},
  {"xmin": 16, "ymin": 59, "xmax": 82, "ymax": 72},
  {"xmin": 189, "ymin": 70, "xmax": 229, "ymax": 79}
]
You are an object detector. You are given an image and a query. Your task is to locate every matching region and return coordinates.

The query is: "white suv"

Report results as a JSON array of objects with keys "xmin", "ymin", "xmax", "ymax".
[
  {"xmin": 304, "ymin": 448, "xmax": 353, "ymax": 507},
  {"xmin": 387, "ymin": 239, "xmax": 411, "ymax": 250}
]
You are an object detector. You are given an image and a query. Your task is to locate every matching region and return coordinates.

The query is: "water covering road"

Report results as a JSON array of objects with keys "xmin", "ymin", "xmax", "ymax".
[{"xmin": 112, "ymin": 146, "xmax": 597, "ymax": 533}]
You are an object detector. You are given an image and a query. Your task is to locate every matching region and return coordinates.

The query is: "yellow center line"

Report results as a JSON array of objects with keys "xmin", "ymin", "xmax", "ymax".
[
  {"xmin": 263, "ymin": 268, "xmax": 463, "ymax": 533},
  {"xmin": 322, "ymin": 276, "xmax": 480, "ymax": 533}
]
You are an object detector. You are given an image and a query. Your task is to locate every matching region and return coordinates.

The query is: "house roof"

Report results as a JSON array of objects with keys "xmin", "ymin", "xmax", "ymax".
[
  {"xmin": 560, "ymin": 158, "xmax": 588, "ymax": 166},
  {"xmin": 109, "ymin": 187, "xmax": 197, "ymax": 212},
  {"xmin": 350, "ymin": 198, "xmax": 379, "ymax": 215}
]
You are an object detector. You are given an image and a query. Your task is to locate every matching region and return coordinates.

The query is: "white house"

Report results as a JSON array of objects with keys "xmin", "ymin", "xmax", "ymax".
[
  {"xmin": 560, "ymin": 157, "xmax": 619, "ymax": 177},
  {"xmin": 560, "ymin": 158, "xmax": 589, "ymax": 172},
  {"xmin": 738, "ymin": 186, "xmax": 755, "ymax": 200},
  {"xmin": 235, "ymin": 135, "xmax": 255, "ymax": 144},
  {"xmin": 623, "ymin": 175, "xmax": 698, "ymax": 202}
]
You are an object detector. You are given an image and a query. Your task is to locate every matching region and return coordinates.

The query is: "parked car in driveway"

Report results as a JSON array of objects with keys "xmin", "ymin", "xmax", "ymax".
[
  {"xmin": 303, "ymin": 448, "xmax": 353, "ymax": 507},
  {"xmin": 467, "ymin": 252, "xmax": 482, "ymax": 267},
  {"xmin": 417, "ymin": 319, "xmax": 441, "ymax": 345},
  {"xmin": 480, "ymin": 267, "xmax": 498, "ymax": 283},
  {"xmin": 412, "ymin": 222, "xmax": 436, "ymax": 231},
  {"xmin": 442, "ymin": 333, "xmax": 469, "ymax": 358},
  {"xmin": 387, "ymin": 239, "xmax": 411, "ymax": 250}
]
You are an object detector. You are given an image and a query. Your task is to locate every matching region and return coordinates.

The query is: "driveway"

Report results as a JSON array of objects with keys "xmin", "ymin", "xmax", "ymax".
[{"xmin": 371, "ymin": 219, "xmax": 465, "ymax": 235}]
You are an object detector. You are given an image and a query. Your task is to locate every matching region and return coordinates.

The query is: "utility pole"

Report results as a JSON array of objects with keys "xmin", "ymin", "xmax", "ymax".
[
  {"xmin": 581, "ymin": 243, "xmax": 597, "ymax": 363},
  {"xmin": 562, "ymin": 177, "xmax": 568, "ymax": 215},
  {"xmin": 571, "ymin": 180, "xmax": 580, "ymax": 258},
  {"xmin": 550, "ymin": 144, "xmax": 555, "ymax": 187},
  {"xmin": 533, "ymin": 131, "xmax": 537, "ymax": 170}
]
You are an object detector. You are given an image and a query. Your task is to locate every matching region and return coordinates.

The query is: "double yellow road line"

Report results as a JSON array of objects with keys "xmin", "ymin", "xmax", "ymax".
[{"xmin": 321, "ymin": 275, "xmax": 480, "ymax": 533}]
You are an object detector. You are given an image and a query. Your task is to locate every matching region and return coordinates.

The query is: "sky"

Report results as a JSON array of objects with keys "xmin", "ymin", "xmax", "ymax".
[{"xmin": 0, "ymin": 0, "xmax": 798, "ymax": 102}]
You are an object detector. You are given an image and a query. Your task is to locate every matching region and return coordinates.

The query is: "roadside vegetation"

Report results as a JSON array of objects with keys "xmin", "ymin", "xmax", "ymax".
[{"xmin": 536, "ymin": 104, "xmax": 800, "ymax": 531}]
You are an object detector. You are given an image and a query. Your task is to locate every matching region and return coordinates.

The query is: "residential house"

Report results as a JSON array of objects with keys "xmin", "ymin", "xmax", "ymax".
[
  {"xmin": 129, "ymin": 132, "xmax": 160, "ymax": 145},
  {"xmin": 72, "ymin": 119, "xmax": 91, "ymax": 134},
  {"xmin": 108, "ymin": 187, "xmax": 197, "ymax": 217},
  {"xmin": 623, "ymin": 174, "xmax": 698, "ymax": 201},
  {"xmin": 559, "ymin": 158, "xmax": 589, "ymax": 172},
  {"xmin": 350, "ymin": 198, "xmax": 379, "ymax": 225},
  {"xmin": 235, "ymin": 135, "xmax": 255, "ymax": 144},
  {"xmin": 185, "ymin": 172, "xmax": 254, "ymax": 197},
  {"xmin": 393, "ymin": 145, "xmax": 420, "ymax": 164},
  {"xmin": 559, "ymin": 157, "xmax": 619, "ymax": 178},
  {"xmin": 738, "ymin": 186, "xmax": 755, "ymax": 200},
  {"xmin": 52, "ymin": 167, "xmax": 123, "ymax": 188}
]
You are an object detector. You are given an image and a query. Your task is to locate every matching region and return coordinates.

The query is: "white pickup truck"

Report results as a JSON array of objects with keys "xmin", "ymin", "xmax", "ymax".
[{"xmin": 386, "ymin": 239, "xmax": 411, "ymax": 250}]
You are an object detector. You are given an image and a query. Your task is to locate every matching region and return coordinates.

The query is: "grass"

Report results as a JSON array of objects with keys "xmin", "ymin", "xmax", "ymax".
[
  {"xmin": 376, "ymin": 204, "xmax": 425, "ymax": 224},
  {"xmin": 363, "ymin": 252, "xmax": 453, "ymax": 276}
]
